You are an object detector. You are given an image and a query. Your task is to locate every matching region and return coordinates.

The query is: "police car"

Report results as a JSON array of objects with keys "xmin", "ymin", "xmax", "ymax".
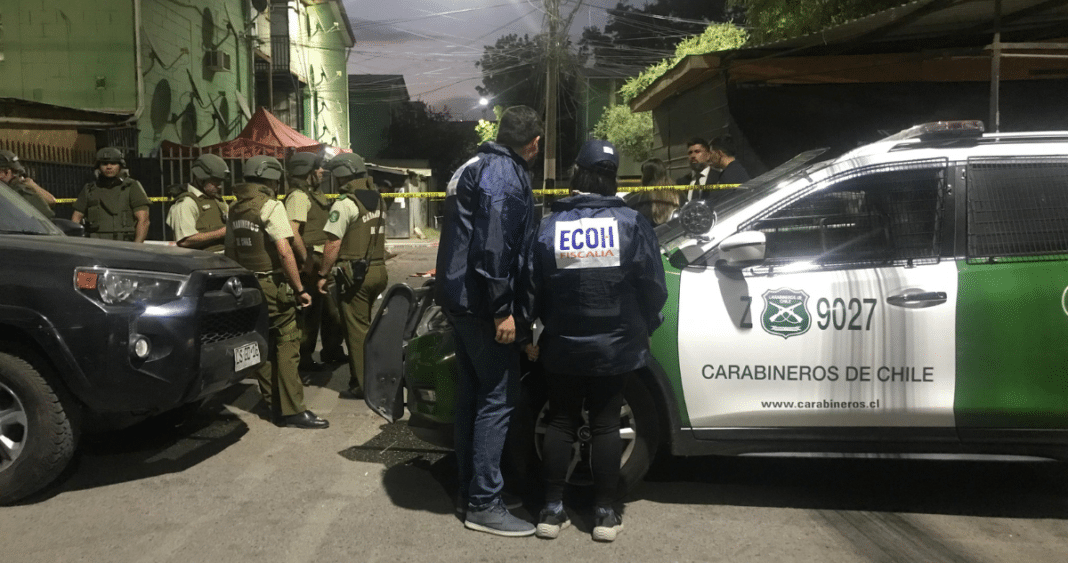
[{"xmin": 364, "ymin": 121, "xmax": 1068, "ymax": 495}]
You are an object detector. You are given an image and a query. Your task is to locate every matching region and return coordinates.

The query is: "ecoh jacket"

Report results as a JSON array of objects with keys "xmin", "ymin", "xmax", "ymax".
[{"xmin": 529, "ymin": 193, "xmax": 667, "ymax": 377}]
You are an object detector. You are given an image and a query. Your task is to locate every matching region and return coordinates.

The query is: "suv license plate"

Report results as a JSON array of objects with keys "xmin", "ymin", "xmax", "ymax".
[{"xmin": 234, "ymin": 342, "xmax": 261, "ymax": 372}]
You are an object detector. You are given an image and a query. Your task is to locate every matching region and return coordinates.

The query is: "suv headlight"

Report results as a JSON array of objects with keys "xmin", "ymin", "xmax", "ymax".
[{"xmin": 74, "ymin": 268, "xmax": 190, "ymax": 305}]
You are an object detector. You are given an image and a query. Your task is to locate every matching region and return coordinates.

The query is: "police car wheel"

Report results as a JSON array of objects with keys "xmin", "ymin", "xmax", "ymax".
[
  {"xmin": 528, "ymin": 374, "xmax": 660, "ymax": 498},
  {"xmin": 0, "ymin": 351, "xmax": 78, "ymax": 505}
]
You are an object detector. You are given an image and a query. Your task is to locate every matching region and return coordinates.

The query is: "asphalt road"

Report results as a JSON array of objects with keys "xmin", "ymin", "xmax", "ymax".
[{"xmin": 3, "ymin": 238, "xmax": 1068, "ymax": 562}]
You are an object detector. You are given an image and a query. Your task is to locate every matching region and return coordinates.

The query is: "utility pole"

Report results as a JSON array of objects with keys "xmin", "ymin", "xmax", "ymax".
[
  {"xmin": 542, "ymin": 0, "xmax": 585, "ymax": 188},
  {"xmin": 543, "ymin": 0, "xmax": 560, "ymax": 187}
]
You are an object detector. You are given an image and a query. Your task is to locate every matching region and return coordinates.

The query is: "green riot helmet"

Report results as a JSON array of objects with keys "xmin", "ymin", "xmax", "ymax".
[
  {"xmin": 0, "ymin": 149, "xmax": 19, "ymax": 170},
  {"xmin": 191, "ymin": 154, "xmax": 230, "ymax": 182},
  {"xmin": 323, "ymin": 153, "xmax": 366, "ymax": 179},
  {"xmin": 286, "ymin": 152, "xmax": 322, "ymax": 177},
  {"xmin": 243, "ymin": 155, "xmax": 283, "ymax": 181},
  {"xmin": 96, "ymin": 147, "xmax": 126, "ymax": 168}
]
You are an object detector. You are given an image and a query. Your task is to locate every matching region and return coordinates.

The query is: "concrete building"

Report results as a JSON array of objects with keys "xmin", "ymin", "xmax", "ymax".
[{"xmin": 1, "ymin": 0, "xmax": 353, "ymax": 159}]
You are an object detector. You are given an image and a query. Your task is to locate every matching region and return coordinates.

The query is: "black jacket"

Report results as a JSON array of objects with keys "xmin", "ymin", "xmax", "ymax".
[
  {"xmin": 529, "ymin": 194, "xmax": 668, "ymax": 376},
  {"xmin": 435, "ymin": 142, "xmax": 536, "ymax": 321}
]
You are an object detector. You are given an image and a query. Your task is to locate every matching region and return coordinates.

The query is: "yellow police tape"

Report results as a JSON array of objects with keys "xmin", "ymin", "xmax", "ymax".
[{"xmin": 52, "ymin": 184, "xmax": 742, "ymax": 205}]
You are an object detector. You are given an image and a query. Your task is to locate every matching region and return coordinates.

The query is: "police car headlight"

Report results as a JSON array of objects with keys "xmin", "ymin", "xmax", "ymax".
[{"xmin": 75, "ymin": 268, "xmax": 189, "ymax": 305}]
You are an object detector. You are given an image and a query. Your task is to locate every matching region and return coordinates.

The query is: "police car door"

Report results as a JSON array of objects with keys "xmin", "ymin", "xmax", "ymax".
[{"xmin": 678, "ymin": 160, "xmax": 957, "ymax": 434}]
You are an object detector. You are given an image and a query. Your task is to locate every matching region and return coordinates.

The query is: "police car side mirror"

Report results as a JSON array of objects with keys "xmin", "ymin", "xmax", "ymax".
[{"xmin": 719, "ymin": 230, "xmax": 766, "ymax": 267}]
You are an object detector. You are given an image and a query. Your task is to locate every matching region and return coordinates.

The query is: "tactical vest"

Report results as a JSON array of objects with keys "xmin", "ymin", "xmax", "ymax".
[
  {"xmin": 82, "ymin": 177, "xmax": 142, "ymax": 239},
  {"xmin": 12, "ymin": 180, "xmax": 54, "ymax": 218},
  {"xmin": 226, "ymin": 183, "xmax": 281, "ymax": 272},
  {"xmin": 337, "ymin": 177, "xmax": 386, "ymax": 263},
  {"xmin": 285, "ymin": 179, "xmax": 331, "ymax": 247},
  {"xmin": 173, "ymin": 188, "xmax": 227, "ymax": 252}
]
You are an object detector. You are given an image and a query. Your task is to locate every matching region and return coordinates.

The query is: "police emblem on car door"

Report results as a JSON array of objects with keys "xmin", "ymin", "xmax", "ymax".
[{"xmin": 677, "ymin": 161, "xmax": 957, "ymax": 430}]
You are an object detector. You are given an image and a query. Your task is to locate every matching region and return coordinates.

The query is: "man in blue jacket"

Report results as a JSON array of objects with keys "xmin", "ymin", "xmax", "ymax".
[
  {"xmin": 435, "ymin": 105, "xmax": 542, "ymax": 537},
  {"xmin": 526, "ymin": 139, "xmax": 668, "ymax": 542}
]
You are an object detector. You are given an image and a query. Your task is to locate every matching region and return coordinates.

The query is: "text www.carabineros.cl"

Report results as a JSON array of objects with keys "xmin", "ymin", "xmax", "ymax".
[{"xmin": 760, "ymin": 399, "xmax": 881, "ymax": 409}]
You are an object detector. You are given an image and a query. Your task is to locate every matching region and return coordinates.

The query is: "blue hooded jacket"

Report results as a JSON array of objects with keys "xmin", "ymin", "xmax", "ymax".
[
  {"xmin": 435, "ymin": 142, "xmax": 536, "ymax": 321},
  {"xmin": 529, "ymin": 193, "xmax": 667, "ymax": 376}
]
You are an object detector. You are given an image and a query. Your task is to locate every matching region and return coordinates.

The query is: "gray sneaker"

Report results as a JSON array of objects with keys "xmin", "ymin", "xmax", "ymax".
[
  {"xmin": 464, "ymin": 499, "xmax": 535, "ymax": 537},
  {"xmin": 592, "ymin": 506, "xmax": 623, "ymax": 542},
  {"xmin": 535, "ymin": 505, "xmax": 571, "ymax": 539}
]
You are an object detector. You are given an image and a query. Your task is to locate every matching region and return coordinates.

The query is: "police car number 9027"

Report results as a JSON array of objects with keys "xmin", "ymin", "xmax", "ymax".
[
  {"xmin": 816, "ymin": 298, "xmax": 877, "ymax": 331},
  {"xmin": 741, "ymin": 296, "xmax": 878, "ymax": 332}
]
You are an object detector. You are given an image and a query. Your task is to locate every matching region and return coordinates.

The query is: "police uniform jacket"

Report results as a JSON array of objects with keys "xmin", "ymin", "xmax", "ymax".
[
  {"xmin": 435, "ymin": 141, "xmax": 536, "ymax": 321},
  {"xmin": 11, "ymin": 178, "xmax": 54, "ymax": 218},
  {"xmin": 73, "ymin": 176, "xmax": 150, "ymax": 238},
  {"xmin": 529, "ymin": 193, "xmax": 668, "ymax": 377}
]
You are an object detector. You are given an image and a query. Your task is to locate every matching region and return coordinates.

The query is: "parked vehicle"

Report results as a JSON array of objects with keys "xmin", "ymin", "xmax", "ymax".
[
  {"xmin": 0, "ymin": 182, "xmax": 268, "ymax": 504},
  {"xmin": 364, "ymin": 121, "xmax": 1068, "ymax": 496}
]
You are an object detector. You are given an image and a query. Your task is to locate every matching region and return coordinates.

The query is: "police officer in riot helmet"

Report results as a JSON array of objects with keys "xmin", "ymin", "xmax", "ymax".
[
  {"xmin": 166, "ymin": 153, "xmax": 230, "ymax": 251},
  {"xmin": 0, "ymin": 149, "xmax": 57, "ymax": 218},
  {"xmin": 71, "ymin": 147, "xmax": 151, "ymax": 242},
  {"xmin": 284, "ymin": 152, "xmax": 346, "ymax": 370},
  {"xmin": 225, "ymin": 154, "xmax": 328, "ymax": 429},
  {"xmin": 526, "ymin": 139, "xmax": 668, "ymax": 542},
  {"xmin": 315, "ymin": 152, "xmax": 388, "ymax": 400}
]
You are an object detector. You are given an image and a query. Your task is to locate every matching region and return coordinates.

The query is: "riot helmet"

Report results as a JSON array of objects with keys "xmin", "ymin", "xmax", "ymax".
[
  {"xmin": 191, "ymin": 154, "xmax": 230, "ymax": 182},
  {"xmin": 96, "ymin": 147, "xmax": 126, "ymax": 168},
  {"xmin": 323, "ymin": 153, "xmax": 366, "ymax": 179},
  {"xmin": 243, "ymin": 155, "xmax": 283, "ymax": 181},
  {"xmin": 287, "ymin": 152, "xmax": 323, "ymax": 177}
]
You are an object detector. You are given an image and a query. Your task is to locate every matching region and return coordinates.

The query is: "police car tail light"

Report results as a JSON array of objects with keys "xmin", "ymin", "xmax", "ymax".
[{"xmin": 75, "ymin": 268, "xmax": 189, "ymax": 305}]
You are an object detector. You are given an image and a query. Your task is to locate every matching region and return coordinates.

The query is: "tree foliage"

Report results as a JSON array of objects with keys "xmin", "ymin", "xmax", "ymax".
[
  {"xmin": 475, "ymin": 32, "xmax": 583, "ymax": 173},
  {"xmin": 579, "ymin": 0, "xmax": 735, "ymax": 74},
  {"xmin": 618, "ymin": 23, "xmax": 749, "ymax": 104},
  {"xmin": 475, "ymin": 105, "xmax": 504, "ymax": 146},
  {"xmin": 592, "ymin": 105, "xmax": 654, "ymax": 162},
  {"xmin": 379, "ymin": 102, "xmax": 479, "ymax": 184},
  {"xmin": 730, "ymin": 0, "xmax": 908, "ymax": 43}
]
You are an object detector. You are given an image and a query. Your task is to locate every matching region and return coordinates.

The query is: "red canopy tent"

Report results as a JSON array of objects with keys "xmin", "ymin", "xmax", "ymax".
[{"xmin": 160, "ymin": 107, "xmax": 349, "ymax": 159}]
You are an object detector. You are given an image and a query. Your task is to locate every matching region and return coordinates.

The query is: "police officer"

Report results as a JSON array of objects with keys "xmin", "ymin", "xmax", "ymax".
[
  {"xmin": 166, "ymin": 154, "xmax": 230, "ymax": 252},
  {"xmin": 71, "ymin": 147, "xmax": 151, "ymax": 242},
  {"xmin": 284, "ymin": 152, "xmax": 346, "ymax": 369},
  {"xmin": 315, "ymin": 153, "xmax": 387, "ymax": 399},
  {"xmin": 0, "ymin": 150, "xmax": 56, "ymax": 218},
  {"xmin": 226, "ymin": 155, "xmax": 328, "ymax": 429},
  {"xmin": 526, "ymin": 140, "xmax": 668, "ymax": 542}
]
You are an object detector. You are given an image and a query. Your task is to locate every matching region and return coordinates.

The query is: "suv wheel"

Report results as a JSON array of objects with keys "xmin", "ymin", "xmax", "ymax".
[
  {"xmin": 0, "ymin": 351, "xmax": 77, "ymax": 505},
  {"xmin": 517, "ymin": 374, "xmax": 660, "ymax": 499}
]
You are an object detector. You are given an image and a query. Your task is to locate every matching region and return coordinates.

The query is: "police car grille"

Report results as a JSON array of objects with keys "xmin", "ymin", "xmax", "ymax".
[{"xmin": 199, "ymin": 306, "xmax": 260, "ymax": 345}]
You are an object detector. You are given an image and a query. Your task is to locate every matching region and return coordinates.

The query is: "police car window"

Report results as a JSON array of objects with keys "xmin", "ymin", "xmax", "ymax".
[
  {"xmin": 967, "ymin": 158, "xmax": 1068, "ymax": 260},
  {"xmin": 748, "ymin": 164, "xmax": 944, "ymax": 269}
]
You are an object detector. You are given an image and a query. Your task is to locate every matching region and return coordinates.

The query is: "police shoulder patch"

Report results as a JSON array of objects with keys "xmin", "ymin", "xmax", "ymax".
[{"xmin": 329, "ymin": 210, "xmax": 340, "ymax": 223}]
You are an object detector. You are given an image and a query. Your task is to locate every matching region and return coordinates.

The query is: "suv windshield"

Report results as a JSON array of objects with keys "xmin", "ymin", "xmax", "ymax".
[
  {"xmin": 0, "ymin": 183, "xmax": 64, "ymax": 236},
  {"xmin": 655, "ymin": 148, "xmax": 830, "ymax": 250}
]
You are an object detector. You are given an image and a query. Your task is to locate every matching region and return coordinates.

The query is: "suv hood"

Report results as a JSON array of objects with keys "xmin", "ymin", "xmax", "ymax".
[{"xmin": 0, "ymin": 235, "xmax": 240, "ymax": 274}]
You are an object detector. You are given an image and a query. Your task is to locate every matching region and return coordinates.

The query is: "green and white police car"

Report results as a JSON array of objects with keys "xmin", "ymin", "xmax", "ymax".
[{"xmin": 364, "ymin": 121, "xmax": 1068, "ymax": 495}]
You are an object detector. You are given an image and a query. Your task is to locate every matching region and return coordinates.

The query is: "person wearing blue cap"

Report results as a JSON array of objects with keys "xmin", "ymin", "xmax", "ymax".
[{"xmin": 525, "ymin": 139, "xmax": 668, "ymax": 542}]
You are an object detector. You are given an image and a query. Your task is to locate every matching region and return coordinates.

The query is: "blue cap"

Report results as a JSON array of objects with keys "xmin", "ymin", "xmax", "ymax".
[{"xmin": 575, "ymin": 140, "xmax": 619, "ymax": 176}]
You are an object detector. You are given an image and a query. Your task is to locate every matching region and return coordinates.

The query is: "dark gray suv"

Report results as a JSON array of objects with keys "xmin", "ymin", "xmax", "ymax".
[{"xmin": 0, "ymin": 182, "xmax": 268, "ymax": 504}]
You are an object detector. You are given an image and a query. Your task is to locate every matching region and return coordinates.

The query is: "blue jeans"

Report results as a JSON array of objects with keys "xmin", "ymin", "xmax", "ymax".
[{"xmin": 449, "ymin": 314, "xmax": 521, "ymax": 508}]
